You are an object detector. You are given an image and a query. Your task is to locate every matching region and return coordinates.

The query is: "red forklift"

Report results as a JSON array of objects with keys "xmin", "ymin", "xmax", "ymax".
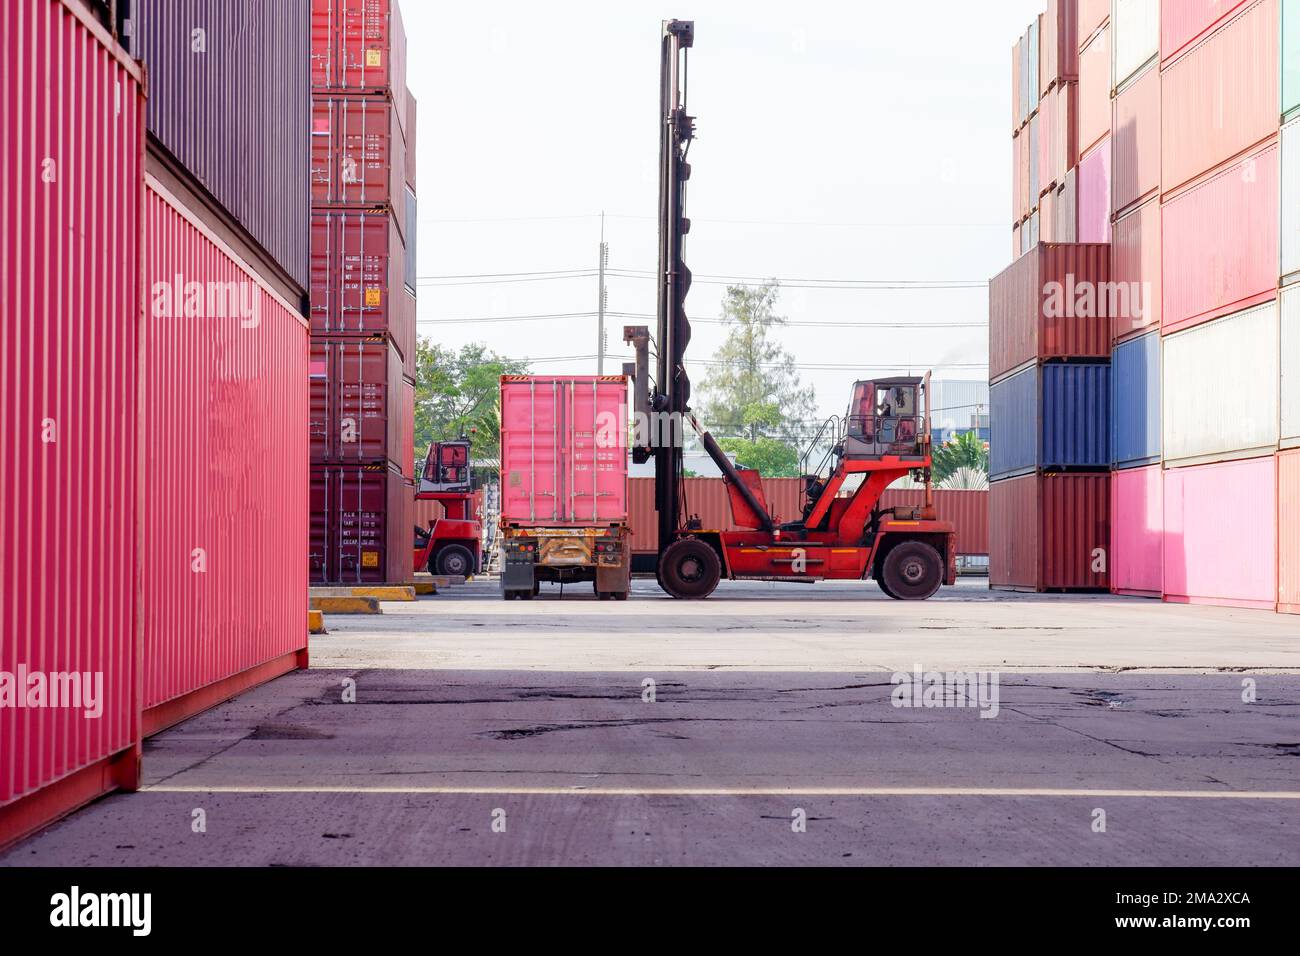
[
  {"xmin": 412, "ymin": 438, "xmax": 483, "ymax": 577},
  {"xmin": 627, "ymin": 20, "xmax": 957, "ymax": 601}
]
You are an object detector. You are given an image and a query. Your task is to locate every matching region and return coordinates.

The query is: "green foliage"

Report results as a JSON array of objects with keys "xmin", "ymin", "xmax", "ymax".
[
  {"xmin": 717, "ymin": 437, "xmax": 802, "ymax": 478},
  {"xmin": 414, "ymin": 341, "xmax": 529, "ymax": 471},
  {"xmin": 931, "ymin": 430, "xmax": 989, "ymax": 483}
]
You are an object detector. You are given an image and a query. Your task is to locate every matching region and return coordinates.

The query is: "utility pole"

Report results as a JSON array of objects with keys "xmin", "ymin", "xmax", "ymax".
[{"xmin": 597, "ymin": 211, "xmax": 608, "ymax": 374}]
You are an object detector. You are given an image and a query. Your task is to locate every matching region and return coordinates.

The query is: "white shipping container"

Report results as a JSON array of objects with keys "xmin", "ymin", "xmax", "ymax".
[
  {"xmin": 1163, "ymin": 301, "xmax": 1280, "ymax": 466},
  {"xmin": 1283, "ymin": 285, "xmax": 1300, "ymax": 446},
  {"xmin": 1111, "ymin": 0, "xmax": 1159, "ymax": 91},
  {"xmin": 1058, "ymin": 170, "xmax": 1077, "ymax": 243},
  {"xmin": 1283, "ymin": 116, "xmax": 1300, "ymax": 283},
  {"xmin": 1029, "ymin": 113, "xmax": 1040, "ymax": 198}
]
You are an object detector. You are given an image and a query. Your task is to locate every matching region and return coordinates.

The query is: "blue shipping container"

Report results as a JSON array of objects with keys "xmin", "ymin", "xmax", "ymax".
[
  {"xmin": 1110, "ymin": 332, "xmax": 1161, "ymax": 468},
  {"xmin": 990, "ymin": 363, "xmax": 1111, "ymax": 479}
]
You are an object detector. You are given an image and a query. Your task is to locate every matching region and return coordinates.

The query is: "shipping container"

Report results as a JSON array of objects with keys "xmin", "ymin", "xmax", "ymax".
[
  {"xmin": 1012, "ymin": 223, "xmax": 1022, "ymax": 258},
  {"xmin": 1282, "ymin": 285, "xmax": 1300, "ymax": 445},
  {"xmin": 1029, "ymin": 112, "xmax": 1041, "ymax": 200},
  {"xmin": 1058, "ymin": 168, "xmax": 1079, "ymax": 241},
  {"xmin": 1161, "ymin": 143, "xmax": 1279, "ymax": 334},
  {"xmin": 140, "ymin": 176, "xmax": 310, "ymax": 729},
  {"xmin": 406, "ymin": 90, "xmax": 418, "ymax": 192},
  {"xmin": 1078, "ymin": 0, "xmax": 1111, "ymax": 46},
  {"xmin": 1078, "ymin": 24, "xmax": 1112, "ymax": 154},
  {"xmin": 310, "ymin": 95, "xmax": 408, "ymax": 238},
  {"xmin": 311, "ymin": 0, "xmax": 408, "ymax": 121},
  {"xmin": 1041, "ymin": 0, "xmax": 1080, "ymax": 96},
  {"xmin": 1161, "ymin": 0, "xmax": 1251, "ymax": 64},
  {"xmin": 1161, "ymin": 0, "xmax": 1279, "ymax": 196},
  {"xmin": 1111, "ymin": 61, "xmax": 1160, "ymax": 217},
  {"xmin": 990, "ymin": 363, "xmax": 1110, "ymax": 479},
  {"xmin": 397, "ymin": 287, "xmax": 417, "ymax": 381},
  {"xmin": 401, "ymin": 379, "xmax": 416, "ymax": 478},
  {"xmin": 989, "ymin": 243, "xmax": 1113, "ymax": 382},
  {"xmin": 310, "ymin": 209, "xmax": 412, "ymax": 352},
  {"xmin": 1163, "ymin": 300, "xmax": 1280, "ymax": 466},
  {"xmin": 309, "ymin": 337, "xmax": 405, "ymax": 465},
  {"xmin": 0, "ymin": 0, "xmax": 145, "ymax": 847},
  {"xmin": 1111, "ymin": 197, "xmax": 1162, "ymax": 339},
  {"xmin": 1040, "ymin": 188, "xmax": 1058, "ymax": 242},
  {"xmin": 310, "ymin": 464, "xmax": 414, "ymax": 584},
  {"xmin": 1279, "ymin": 449, "xmax": 1300, "ymax": 612},
  {"xmin": 990, "ymin": 473, "xmax": 1110, "ymax": 591},
  {"xmin": 1012, "ymin": 37, "xmax": 1023, "ymax": 132},
  {"xmin": 1077, "ymin": 135, "xmax": 1112, "ymax": 242},
  {"xmin": 1052, "ymin": 81, "xmax": 1079, "ymax": 185},
  {"xmin": 1019, "ymin": 126, "xmax": 1031, "ymax": 219},
  {"xmin": 1021, "ymin": 29, "xmax": 1032, "ymax": 128},
  {"xmin": 1283, "ymin": 117, "xmax": 1300, "ymax": 282},
  {"xmin": 1112, "ymin": 0, "xmax": 1160, "ymax": 89},
  {"xmin": 404, "ymin": 186, "xmax": 417, "ymax": 294},
  {"xmin": 1037, "ymin": 87, "xmax": 1054, "ymax": 193},
  {"xmin": 1111, "ymin": 463, "xmax": 1163, "ymax": 597},
  {"xmin": 500, "ymin": 376, "xmax": 629, "ymax": 527},
  {"xmin": 129, "ymin": 0, "xmax": 310, "ymax": 291},
  {"xmin": 1111, "ymin": 331, "xmax": 1161, "ymax": 468},
  {"xmin": 1163, "ymin": 457, "xmax": 1277, "ymax": 609},
  {"xmin": 1286, "ymin": 0, "xmax": 1300, "ymax": 118}
]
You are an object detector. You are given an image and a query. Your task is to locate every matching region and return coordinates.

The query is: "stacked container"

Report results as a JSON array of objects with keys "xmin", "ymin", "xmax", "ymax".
[
  {"xmin": 1278, "ymin": 1, "xmax": 1300, "ymax": 613},
  {"xmin": 310, "ymin": 0, "xmax": 418, "ymax": 584}
]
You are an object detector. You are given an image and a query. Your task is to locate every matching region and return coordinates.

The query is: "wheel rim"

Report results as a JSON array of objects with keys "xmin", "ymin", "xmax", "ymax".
[
  {"xmin": 678, "ymin": 556, "xmax": 703, "ymax": 582},
  {"xmin": 900, "ymin": 558, "xmax": 926, "ymax": 584},
  {"xmin": 444, "ymin": 552, "xmax": 467, "ymax": 575}
]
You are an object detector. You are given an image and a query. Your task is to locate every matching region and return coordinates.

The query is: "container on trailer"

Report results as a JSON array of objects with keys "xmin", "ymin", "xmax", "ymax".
[
  {"xmin": 989, "ymin": 243, "xmax": 1112, "ymax": 383},
  {"xmin": 1282, "ymin": 118, "xmax": 1300, "ymax": 283},
  {"xmin": 1163, "ymin": 457, "xmax": 1276, "ymax": 609},
  {"xmin": 0, "ymin": 0, "xmax": 144, "ymax": 846},
  {"xmin": 311, "ymin": 0, "xmax": 408, "ymax": 117},
  {"xmin": 310, "ymin": 209, "xmax": 411, "ymax": 351},
  {"xmin": 1077, "ymin": 135, "xmax": 1111, "ymax": 242},
  {"xmin": 990, "ymin": 363, "xmax": 1110, "ymax": 480},
  {"xmin": 310, "ymin": 464, "xmax": 414, "ymax": 584},
  {"xmin": 309, "ymin": 337, "xmax": 404, "ymax": 466},
  {"xmin": 1286, "ymin": 2, "xmax": 1300, "ymax": 118},
  {"xmin": 1077, "ymin": 24, "xmax": 1111, "ymax": 155},
  {"xmin": 989, "ymin": 473, "xmax": 1110, "ymax": 591},
  {"xmin": 1161, "ymin": 143, "xmax": 1279, "ymax": 334},
  {"xmin": 1110, "ymin": 463, "xmax": 1163, "ymax": 597},
  {"xmin": 1161, "ymin": 0, "xmax": 1278, "ymax": 196},
  {"xmin": 1279, "ymin": 449, "xmax": 1300, "ymax": 612},
  {"xmin": 1163, "ymin": 301, "xmax": 1280, "ymax": 467},
  {"xmin": 1112, "ymin": 0, "xmax": 1159, "ymax": 90},
  {"xmin": 129, "ymin": 0, "xmax": 310, "ymax": 291},
  {"xmin": 1111, "ymin": 61, "xmax": 1160, "ymax": 217},
  {"xmin": 310, "ymin": 95, "xmax": 408, "ymax": 237},
  {"xmin": 1078, "ymin": 0, "xmax": 1110, "ymax": 46},
  {"xmin": 1161, "ymin": 0, "xmax": 1251, "ymax": 64},
  {"xmin": 1282, "ymin": 286, "xmax": 1300, "ymax": 446},
  {"xmin": 1040, "ymin": 0, "xmax": 1079, "ymax": 97},
  {"xmin": 140, "ymin": 177, "xmax": 309, "ymax": 731},
  {"xmin": 1111, "ymin": 198, "xmax": 1161, "ymax": 339},
  {"xmin": 1111, "ymin": 331, "xmax": 1161, "ymax": 468}
]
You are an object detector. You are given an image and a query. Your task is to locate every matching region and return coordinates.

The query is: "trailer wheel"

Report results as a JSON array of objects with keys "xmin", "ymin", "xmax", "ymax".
[
  {"xmin": 881, "ymin": 541, "xmax": 944, "ymax": 601},
  {"xmin": 434, "ymin": 544, "xmax": 474, "ymax": 577},
  {"xmin": 658, "ymin": 539, "xmax": 721, "ymax": 600}
]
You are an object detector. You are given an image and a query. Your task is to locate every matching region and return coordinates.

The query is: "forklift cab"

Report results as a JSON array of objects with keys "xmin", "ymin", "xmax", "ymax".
[
  {"xmin": 843, "ymin": 378, "xmax": 925, "ymax": 459},
  {"xmin": 419, "ymin": 440, "xmax": 472, "ymax": 494}
]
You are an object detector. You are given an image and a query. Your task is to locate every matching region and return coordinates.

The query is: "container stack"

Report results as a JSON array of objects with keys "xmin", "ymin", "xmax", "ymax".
[
  {"xmin": 309, "ymin": 0, "xmax": 419, "ymax": 585},
  {"xmin": 1281, "ymin": 1, "xmax": 1300, "ymax": 613}
]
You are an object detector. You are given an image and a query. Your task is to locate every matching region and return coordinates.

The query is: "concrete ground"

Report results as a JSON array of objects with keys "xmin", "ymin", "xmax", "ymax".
[{"xmin": 4, "ymin": 578, "xmax": 1299, "ymax": 866}]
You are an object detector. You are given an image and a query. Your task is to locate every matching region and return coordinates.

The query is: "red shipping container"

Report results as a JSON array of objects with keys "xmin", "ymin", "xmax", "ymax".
[
  {"xmin": 0, "ymin": 0, "xmax": 145, "ymax": 845},
  {"xmin": 310, "ymin": 0, "xmax": 408, "ymax": 122},
  {"xmin": 1112, "ymin": 197, "xmax": 1162, "ymax": 341},
  {"xmin": 310, "ymin": 464, "xmax": 414, "ymax": 584},
  {"xmin": 990, "ymin": 473, "xmax": 1110, "ymax": 591},
  {"xmin": 1161, "ymin": 0, "xmax": 1279, "ymax": 196},
  {"xmin": 1077, "ymin": 24, "xmax": 1111, "ymax": 155},
  {"xmin": 1111, "ymin": 62, "xmax": 1160, "ymax": 217},
  {"xmin": 1161, "ymin": 0, "xmax": 1251, "ymax": 64},
  {"xmin": 309, "ymin": 337, "xmax": 405, "ymax": 466},
  {"xmin": 1041, "ymin": 0, "xmax": 1080, "ymax": 96},
  {"xmin": 1077, "ymin": 0, "xmax": 1110, "ymax": 47},
  {"xmin": 311, "ymin": 95, "xmax": 408, "ymax": 237},
  {"xmin": 406, "ymin": 90, "xmax": 418, "ymax": 193},
  {"xmin": 1111, "ymin": 464, "xmax": 1163, "ymax": 597},
  {"xmin": 310, "ymin": 209, "xmax": 412, "ymax": 356},
  {"xmin": 1161, "ymin": 143, "xmax": 1279, "ymax": 334},
  {"xmin": 1279, "ymin": 450, "xmax": 1300, "ymax": 614},
  {"xmin": 989, "ymin": 243, "xmax": 1113, "ymax": 383},
  {"xmin": 1077, "ymin": 136, "xmax": 1112, "ymax": 243},
  {"xmin": 140, "ymin": 177, "xmax": 310, "ymax": 730}
]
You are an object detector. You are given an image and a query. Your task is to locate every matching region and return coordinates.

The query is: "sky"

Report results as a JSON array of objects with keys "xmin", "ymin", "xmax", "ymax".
[{"xmin": 402, "ymin": 0, "xmax": 1047, "ymax": 441}]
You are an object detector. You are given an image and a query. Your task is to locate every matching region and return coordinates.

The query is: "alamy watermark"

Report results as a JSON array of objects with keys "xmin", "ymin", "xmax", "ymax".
[
  {"xmin": 0, "ymin": 665, "xmax": 103, "ymax": 718},
  {"xmin": 891, "ymin": 665, "xmax": 1000, "ymax": 718},
  {"xmin": 1043, "ymin": 274, "xmax": 1152, "ymax": 321},
  {"xmin": 150, "ymin": 274, "xmax": 260, "ymax": 328}
]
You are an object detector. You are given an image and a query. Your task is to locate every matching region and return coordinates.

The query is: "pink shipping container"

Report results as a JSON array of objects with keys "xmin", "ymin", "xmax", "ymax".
[
  {"xmin": 1161, "ymin": 0, "xmax": 1279, "ymax": 196},
  {"xmin": 1161, "ymin": 143, "xmax": 1279, "ymax": 334},
  {"xmin": 1111, "ymin": 62, "xmax": 1161, "ymax": 217},
  {"xmin": 990, "ymin": 473, "xmax": 1111, "ymax": 591},
  {"xmin": 1078, "ymin": 0, "xmax": 1110, "ymax": 46},
  {"xmin": 1163, "ymin": 457, "xmax": 1277, "ymax": 609},
  {"xmin": 1279, "ymin": 450, "xmax": 1300, "ymax": 613},
  {"xmin": 1052, "ymin": 82, "xmax": 1079, "ymax": 186},
  {"xmin": 1111, "ymin": 464, "xmax": 1163, "ymax": 597},
  {"xmin": 1077, "ymin": 24, "xmax": 1111, "ymax": 155},
  {"xmin": 1040, "ymin": 0, "xmax": 1080, "ymax": 96},
  {"xmin": 1037, "ymin": 90, "xmax": 1055, "ymax": 193},
  {"xmin": 1012, "ymin": 37, "xmax": 1022, "ymax": 133},
  {"xmin": 0, "ymin": 0, "xmax": 145, "ymax": 847},
  {"xmin": 1161, "ymin": 0, "xmax": 1251, "ymax": 64},
  {"xmin": 1077, "ymin": 136, "xmax": 1112, "ymax": 242},
  {"xmin": 140, "ymin": 177, "xmax": 309, "ymax": 733},
  {"xmin": 500, "ymin": 376, "xmax": 629, "ymax": 527},
  {"xmin": 989, "ymin": 243, "xmax": 1113, "ymax": 383},
  {"xmin": 310, "ymin": 95, "xmax": 408, "ymax": 239},
  {"xmin": 1019, "ymin": 128, "xmax": 1031, "ymax": 220},
  {"xmin": 1040, "ymin": 188, "xmax": 1058, "ymax": 242},
  {"xmin": 1112, "ymin": 197, "xmax": 1162, "ymax": 340}
]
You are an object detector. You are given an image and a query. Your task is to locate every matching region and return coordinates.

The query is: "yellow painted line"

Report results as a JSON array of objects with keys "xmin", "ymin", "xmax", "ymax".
[
  {"xmin": 308, "ymin": 596, "xmax": 381, "ymax": 615},
  {"xmin": 306, "ymin": 609, "xmax": 325, "ymax": 634},
  {"xmin": 146, "ymin": 784, "xmax": 1300, "ymax": 800}
]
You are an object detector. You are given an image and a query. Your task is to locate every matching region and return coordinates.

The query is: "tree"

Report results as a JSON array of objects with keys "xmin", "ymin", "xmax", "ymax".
[
  {"xmin": 931, "ymin": 431, "xmax": 989, "ymax": 483},
  {"xmin": 695, "ymin": 282, "xmax": 814, "ymax": 473},
  {"xmin": 414, "ymin": 341, "xmax": 529, "ymax": 472}
]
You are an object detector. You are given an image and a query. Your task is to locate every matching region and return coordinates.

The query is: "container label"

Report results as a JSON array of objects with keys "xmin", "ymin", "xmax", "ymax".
[
  {"xmin": 366, "ymin": 49, "xmax": 383, "ymax": 67},
  {"xmin": 361, "ymin": 551, "xmax": 379, "ymax": 567},
  {"xmin": 364, "ymin": 288, "xmax": 382, "ymax": 307}
]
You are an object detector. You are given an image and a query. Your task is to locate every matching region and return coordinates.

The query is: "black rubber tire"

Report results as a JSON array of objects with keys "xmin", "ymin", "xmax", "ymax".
[
  {"xmin": 434, "ymin": 544, "xmax": 474, "ymax": 577},
  {"xmin": 877, "ymin": 574, "xmax": 900, "ymax": 600},
  {"xmin": 880, "ymin": 541, "xmax": 944, "ymax": 601},
  {"xmin": 613, "ymin": 591, "xmax": 629, "ymax": 601},
  {"xmin": 658, "ymin": 538, "xmax": 722, "ymax": 600},
  {"xmin": 503, "ymin": 590, "xmax": 517, "ymax": 601}
]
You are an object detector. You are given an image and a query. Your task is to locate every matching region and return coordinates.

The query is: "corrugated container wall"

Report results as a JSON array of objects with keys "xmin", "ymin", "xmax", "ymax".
[
  {"xmin": 1112, "ymin": 0, "xmax": 1160, "ymax": 89},
  {"xmin": 1041, "ymin": 0, "xmax": 1080, "ymax": 95},
  {"xmin": 1282, "ymin": 286, "xmax": 1300, "ymax": 445},
  {"xmin": 310, "ymin": 210, "xmax": 411, "ymax": 347},
  {"xmin": 1111, "ymin": 198, "xmax": 1162, "ymax": 338},
  {"xmin": 1282, "ymin": 117, "xmax": 1300, "ymax": 283},
  {"xmin": 1160, "ymin": 0, "xmax": 1278, "ymax": 196},
  {"xmin": 990, "ymin": 363, "xmax": 1111, "ymax": 479},
  {"xmin": 1078, "ymin": 135, "xmax": 1112, "ymax": 242},
  {"xmin": 310, "ymin": 96, "xmax": 408, "ymax": 239},
  {"xmin": 1163, "ymin": 457, "xmax": 1277, "ymax": 609},
  {"xmin": 1111, "ymin": 62, "xmax": 1160, "ymax": 216},
  {"xmin": 0, "ymin": 0, "xmax": 144, "ymax": 838},
  {"xmin": 1161, "ymin": 0, "xmax": 1251, "ymax": 63},
  {"xmin": 1079, "ymin": 0, "xmax": 1111, "ymax": 45},
  {"xmin": 1111, "ymin": 464, "xmax": 1163, "ymax": 597},
  {"xmin": 990, "ymin": 473, "xmax": 1110, "ymax": 591},
  {"xmin": 1078, "ymin": 24, "xmax": 1112, "ymax": 154},
  {"xmin": 1279, "ymin": 449, "xmax": 1300, "ymax": 612},
  {"xmin": 130, "ymin": 0, "xmax": 310, "ymax": 290},
  {"xmin": 1110, "ymin": 331, "xmax": 1161, "ymax": 467},
  {"xmin": 309, "ymin": 338, "xmax": 405, "ymax": 466},
  {"xmin": 1013, "ymin": 37, "xmax": 1023, "ymax": 132},
  {"xmin": 311, "ymin": 0, "xmax": 408, "ymax": 120},
  {"xmin": 1162, "ymin": 301, "xmax": 1280, "ymax": 466},
  {"xmin": 140, "ymin": 179, "xmax": 309, "ymax": 721},
  {"xmin": 1058, "ymin": 168, "xmax": 1079, "ymax": 240},
  {"xmin": 1285, "ymin": 1, "xmax": 1300, "ymax": 118},
  {"xmin": 310, "ymin": 465, "xmax": 413, "ymax": 585}
]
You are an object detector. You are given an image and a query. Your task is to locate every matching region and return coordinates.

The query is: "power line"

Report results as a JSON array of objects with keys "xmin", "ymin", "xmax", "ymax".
[
  {"xmin": 606, "ymin": 267, "xmax": 985, "ymax": 289},
  {"xmin": 419, "ymin": 310, "xmax": 985, "ymax": 329}
]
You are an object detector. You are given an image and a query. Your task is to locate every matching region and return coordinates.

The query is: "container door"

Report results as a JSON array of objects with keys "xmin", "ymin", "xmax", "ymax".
[
  {"xmin": 567, "ymin": 379, "xmax": 627, "ymax": 524},
  {"xmin": 501, "ymin": 379, "xmax": 562, "ymax": 523}
]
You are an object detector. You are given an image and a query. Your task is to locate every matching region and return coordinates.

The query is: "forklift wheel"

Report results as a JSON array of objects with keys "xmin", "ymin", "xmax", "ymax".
[
  {"xmin": 876, "ymin": 575, "xmax": 900, "ymax": 600},
  {"xmin": 434, "ymin": 544, "xmax": 474, "ymax": 577},
  {"xmin": 880, "ymin": 541, "xmax": 944, "ymax": 601},
  {"xmin": 658, "ymin": 539, "xmax": 722, "ymax": 600}
]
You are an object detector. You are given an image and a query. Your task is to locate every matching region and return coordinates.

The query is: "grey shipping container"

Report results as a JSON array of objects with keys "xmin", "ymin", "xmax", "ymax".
[
  {"xmin": 128, "ymin": 0, "xmax": 310, "ymax": 292},
  {"xmin": 990, "ymin": 363, "xmax": 1110, "ymax": 479}
]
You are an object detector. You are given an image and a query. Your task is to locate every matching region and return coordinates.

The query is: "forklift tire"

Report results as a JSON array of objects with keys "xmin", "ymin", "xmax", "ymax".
[
  {"xmin": 658, "ymin": 539, "xmax": 722, "ymax": 600},
  {"xmin": 876, "ymin": 575, "xmax": 900, "ymax": 600},
  {"xmin": 434, "ymin": 544, "xmax": 474, "ymax": 577},
  {"xmin": 880, "ymin": 541, "xmax": 944, "ymax": 601}
]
